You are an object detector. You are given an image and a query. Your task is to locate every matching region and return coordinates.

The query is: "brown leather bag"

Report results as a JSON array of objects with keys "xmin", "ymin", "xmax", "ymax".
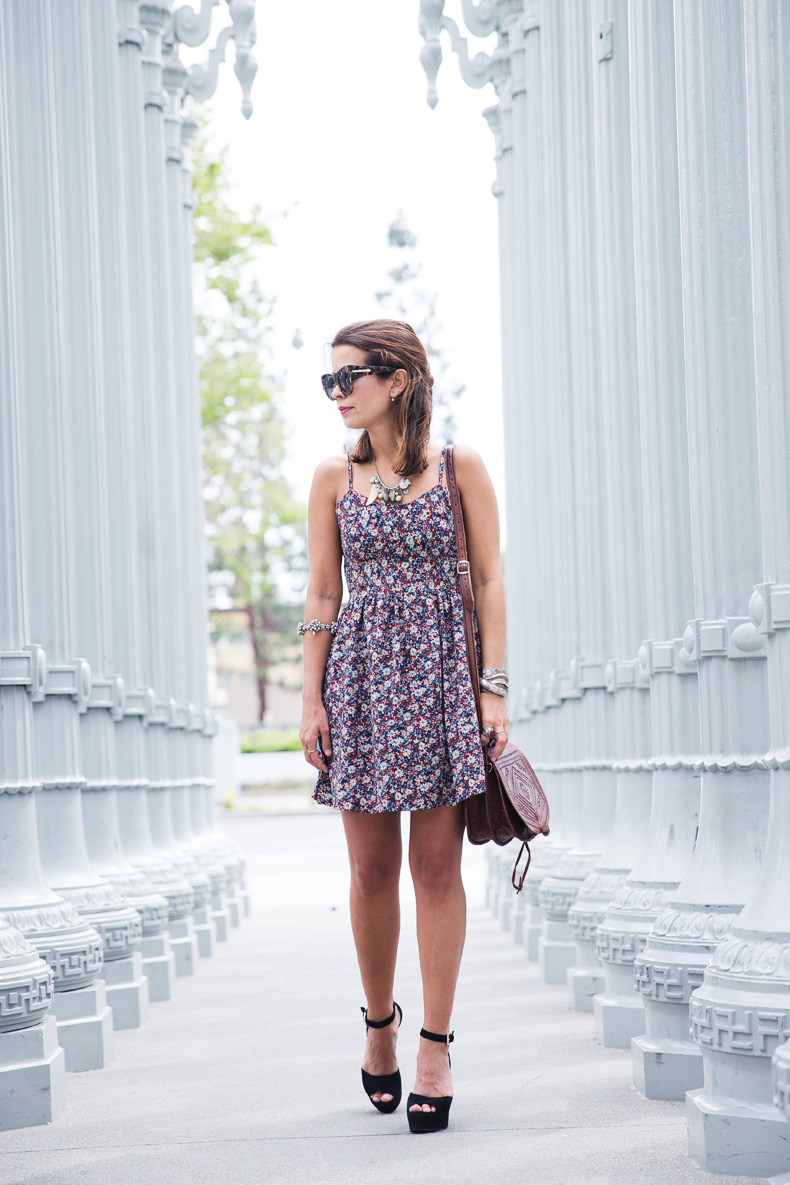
[{"xmin": 444, "ymin": 446, "xmax": 550, "ymax": 892}]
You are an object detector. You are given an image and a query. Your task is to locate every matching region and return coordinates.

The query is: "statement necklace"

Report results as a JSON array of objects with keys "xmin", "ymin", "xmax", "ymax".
[{"xmin": 366, "ymin": 467, "xmax": 412, "ymax": 504}]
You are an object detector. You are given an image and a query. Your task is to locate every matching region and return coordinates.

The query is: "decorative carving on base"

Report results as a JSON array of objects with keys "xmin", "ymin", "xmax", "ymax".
[
  {"xmin": 691, "ymin": 996, "xmax": 790, "ymax": 1059},
  {"xmin": 635, "ymin": 957, "xmax": 705, "ymax": 1003},
  {"xmin": 708, "ymin": 935, "xmax": 790, "ymax": 979},
  {"xmin": 0, "ymin": 921, "xmax": 54, "ymax": 1033},
  {"xmin": 650, "ymin": 905, "xmax": 739, "ymax": 945},
  {"xmin": 595, "ymin": 928, "xmax": 646, "ymax": 966}
]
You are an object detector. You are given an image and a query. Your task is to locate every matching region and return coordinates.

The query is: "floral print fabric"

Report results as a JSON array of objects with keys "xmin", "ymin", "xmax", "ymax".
[{"xmin": 314, "ymin": 447, "xmax": 487, "ymax": 813}]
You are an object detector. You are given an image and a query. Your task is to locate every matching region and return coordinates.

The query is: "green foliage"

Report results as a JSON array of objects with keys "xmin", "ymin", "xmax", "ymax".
[
  {"xmin": 240, "ymin": 727, "xmax": 302, "ymax": 754},
  {"xmin": 375, "ymin": 211, "xmax": 464, "ymax": 442},
  {"xmin": 193, "ymin": 121, "xmax": 307, "ymax": 721}
]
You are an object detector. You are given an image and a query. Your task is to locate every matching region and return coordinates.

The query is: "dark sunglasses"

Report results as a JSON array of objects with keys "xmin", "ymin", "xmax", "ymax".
[{"xmin": 321, "ymin": 364, "xmax": 395, "ymax": 400}]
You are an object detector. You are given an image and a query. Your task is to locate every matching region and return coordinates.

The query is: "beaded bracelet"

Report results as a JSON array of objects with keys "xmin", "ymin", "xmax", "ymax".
[{"xmin": 297, "ymin": 619, "xmax": 338, "ymax": 636}]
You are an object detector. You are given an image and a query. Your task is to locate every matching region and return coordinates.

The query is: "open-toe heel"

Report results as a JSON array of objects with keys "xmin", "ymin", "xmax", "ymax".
[
  {"xmin": 407, "ymin": 1028, "xmax": 454, "ymax": 1133},
  {"xmin": 360, "ymin": 1002, "xmax": 402, "ymax": 1114}
]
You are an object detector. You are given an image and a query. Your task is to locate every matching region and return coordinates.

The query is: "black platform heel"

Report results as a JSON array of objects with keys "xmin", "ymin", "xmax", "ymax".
[
  {"xmin": 407, "ymin": 1028, "xmax": 454, "ymax": 1133},
  {"xmin": 360, "ymin": 1002, "xmax": 403, "ymax": 1113}
]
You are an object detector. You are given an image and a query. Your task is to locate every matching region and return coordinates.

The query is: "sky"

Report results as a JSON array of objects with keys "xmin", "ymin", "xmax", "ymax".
[{"xmin": 190, "ymin": 0, "xmax": 505, "ymax": 535}]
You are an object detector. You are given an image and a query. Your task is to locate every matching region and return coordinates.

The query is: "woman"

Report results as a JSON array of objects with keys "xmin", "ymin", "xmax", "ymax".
[{"xmin": 299, "ymin": 319, "xmax": 508, "ymax": 1134}]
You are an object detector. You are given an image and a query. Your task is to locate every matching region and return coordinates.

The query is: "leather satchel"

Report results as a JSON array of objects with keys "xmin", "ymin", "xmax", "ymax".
[{"xmin": 444, "ymin": 446, "xmax": 550, "ymax": 892}]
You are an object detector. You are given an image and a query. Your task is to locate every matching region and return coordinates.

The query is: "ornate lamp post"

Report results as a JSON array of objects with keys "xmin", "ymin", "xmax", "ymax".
[
  {"xmin": 639, "ymin": 0, "xmax": 771, "ymax": 1131},
  {"xmin": 685, "ymin": 2, "xmax": 790, "ymax": 1174}
]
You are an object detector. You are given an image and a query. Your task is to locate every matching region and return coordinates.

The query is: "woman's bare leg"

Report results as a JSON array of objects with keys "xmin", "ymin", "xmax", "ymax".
[
  {"xmin": 407, "ymin": 802, "xmax": 466, "ymax": 1111},
  {"xmin": 342, "ymin": 810, "xmax": 403, "ymax": 1102}
]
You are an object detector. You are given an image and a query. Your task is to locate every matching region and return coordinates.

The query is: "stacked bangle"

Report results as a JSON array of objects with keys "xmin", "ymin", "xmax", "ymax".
[
  {"xmin": 297, "ymin": 619, "xmax": 338, "ymax": 636},
  {"xmin": 480, "ymin": 666, "xmax": 509, "ymax": 698}
]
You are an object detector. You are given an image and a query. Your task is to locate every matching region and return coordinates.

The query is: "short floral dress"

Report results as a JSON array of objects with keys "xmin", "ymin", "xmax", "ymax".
[{"xmin": 314, "ymin": 447, "xmax": 487, "ymax": 813}]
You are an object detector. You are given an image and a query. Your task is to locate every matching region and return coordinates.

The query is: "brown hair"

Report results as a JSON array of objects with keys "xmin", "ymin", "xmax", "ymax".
[{"xmin": 331, "ymin": 319, "xmax": 433, "ymax": 477}]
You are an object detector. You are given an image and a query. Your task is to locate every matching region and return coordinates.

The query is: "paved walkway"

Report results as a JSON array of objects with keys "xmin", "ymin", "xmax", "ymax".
[{"xmin": 0, "ymin": 815, "xmax": 762, "ymax": 1185}]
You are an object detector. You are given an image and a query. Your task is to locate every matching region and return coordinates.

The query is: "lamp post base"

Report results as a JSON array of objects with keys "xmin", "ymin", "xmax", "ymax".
[{"xmin": 0, "ymin": 1016, "xmax": 66, "ymax": 1130}]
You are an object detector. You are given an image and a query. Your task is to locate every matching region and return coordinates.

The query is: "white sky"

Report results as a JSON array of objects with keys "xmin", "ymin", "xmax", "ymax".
[{"xmin": 193, "ymin": 1, "xmax": 505, "ymax": 537}]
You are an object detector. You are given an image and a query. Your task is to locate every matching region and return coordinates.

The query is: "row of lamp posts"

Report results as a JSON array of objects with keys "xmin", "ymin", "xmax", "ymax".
[
  {"xmin": 422, "ymin": 0, "xmax": 790, "ymax": 1177},
  {"xmin": 0, "ymin": 0, "xmax": 256, "ymax": 1132}
]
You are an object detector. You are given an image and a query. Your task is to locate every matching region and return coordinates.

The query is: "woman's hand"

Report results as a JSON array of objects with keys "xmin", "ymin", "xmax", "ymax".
[
  {"xmin": 480, "ymin": 692, "xmax": 509, "ymax": 762},
  {"xmin": 300, "ymin": 702, "xmax": 333, "ymax": 774}
]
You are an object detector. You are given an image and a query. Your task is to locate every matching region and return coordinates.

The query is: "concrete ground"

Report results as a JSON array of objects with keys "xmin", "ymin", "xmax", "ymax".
[{"xmin": 0, "ymin": 813, "xmax": 763, "ymax": 1185}]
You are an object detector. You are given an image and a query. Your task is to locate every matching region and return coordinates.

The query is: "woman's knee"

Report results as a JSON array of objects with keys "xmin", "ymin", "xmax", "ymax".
[
  {"xmin": 350, "ymin": 855, "xmax": 399, "ymax": 898},
  {"xmin": 410, "ymin": 848, "xmax": 461, "ymax": 895}
]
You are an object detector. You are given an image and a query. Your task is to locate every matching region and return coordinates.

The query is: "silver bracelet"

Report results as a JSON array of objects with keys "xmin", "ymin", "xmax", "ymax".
[
  {"xmin": 297, "ymin": 619, "xmax": 338, "ymax": 636},
  {"xmin": 481, "ymin": 667, "xmax": 509, "ymax": 695}
]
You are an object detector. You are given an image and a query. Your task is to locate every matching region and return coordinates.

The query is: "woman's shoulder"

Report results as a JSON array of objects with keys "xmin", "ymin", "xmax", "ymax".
[
  {"xmin": 313, "ymin": 453, "xmax": 350, "ymax": 480},
  {"xmin": 443, "ymin": 442, "xmax": 486, "ymax": 472}
]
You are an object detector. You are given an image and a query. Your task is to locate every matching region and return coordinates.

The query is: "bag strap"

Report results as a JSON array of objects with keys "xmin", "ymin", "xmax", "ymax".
[{"xmin": 445, "ymin": 446, "xmax": 483, "ymax": 729}]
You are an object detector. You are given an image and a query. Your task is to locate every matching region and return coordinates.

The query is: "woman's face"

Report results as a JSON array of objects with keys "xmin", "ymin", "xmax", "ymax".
[{"xmin": 328, "ymin": 345, "xmax": 404, "ymax": 432}]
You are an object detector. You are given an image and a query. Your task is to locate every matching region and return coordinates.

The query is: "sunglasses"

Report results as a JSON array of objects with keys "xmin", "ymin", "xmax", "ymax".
[{"xmin": 321, "ymin": 364, "xmax": 395, "ymax": 400}]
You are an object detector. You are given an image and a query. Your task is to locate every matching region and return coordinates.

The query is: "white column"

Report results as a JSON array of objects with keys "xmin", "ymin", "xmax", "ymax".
[
  {"xmin": 163, "ymin": 45, "xmax": 238, "ymax": 935},
  {"xmin": 51, "ymin": 0, "xmax": 156, "ymax": 1036},
  {"xmin": 483, "ymin": 19, "xmax": 560, "ymax": 948},
  {"xmin": 580, "ymin": 0, "xmax": 653, "ymax": 1048},
  {"xmin": 144, "ymin": 3, "xmax": 220, "ymax": 971},
  {"xmin": 639, "ymin": 0, "xmax": 771, "ymax": 1124},
  {"xmin": 0, "ymin": 8, "xmax": 66, "ymax": 1125},
  {"xmin": 503, "ymin": 3, "xmax": 585, "ymax": 958},
  {"xmin": 625, "ymin": 0, "xmax": 702, "ymax": 1100},
  {"xmin": 538, "ymin": 0, "xmax": 619, "ymax": 990},
  {"xmin": 87, "ymin": 0, "xmax": 173, "ymax": 985},
  {"xmin": 685, "ymin": 2, "xmax": 790, "ymax": 1174},
  {"xmin": 137, "ymin": 1, "xmax": 202, "ymax": 977},
  {"xmin": 114, "ymin": 0, "xmax": 189, "ymax": 1000},
  {"xmin": 7, "ymin": 0, "xmax": 148, "ymax": 1073},
  {"xmin": 526, "ymin": 0, "xmax": 606, "ymax": 967},
  {"xmin": 554, "ymin": 0, "xmax": 615, "ymax": 1006}
]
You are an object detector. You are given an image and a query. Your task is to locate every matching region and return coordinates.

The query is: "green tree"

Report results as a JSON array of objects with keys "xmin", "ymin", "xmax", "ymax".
[
  {"xmin": 375, "ymin": 211, "xmax": 464, "ymax": 441},
  {"xmin": 193, "ymin": 124, "xmax": 307, "ymax": 721}
]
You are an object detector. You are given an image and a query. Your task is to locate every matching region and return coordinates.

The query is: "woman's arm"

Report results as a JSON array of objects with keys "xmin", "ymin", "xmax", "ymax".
[
  {"xmin": 453, "ymin": 444, "xmax": 509, "ymax": 761},
  {"xmin": 299, "ymin": 457, "xmax": 345, "ymax": 773}
]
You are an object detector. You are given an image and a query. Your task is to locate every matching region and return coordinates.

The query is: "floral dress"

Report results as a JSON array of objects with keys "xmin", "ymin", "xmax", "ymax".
[{"xmin": 314, "ymin": 447, "xmax": 487, "ymax": 813}]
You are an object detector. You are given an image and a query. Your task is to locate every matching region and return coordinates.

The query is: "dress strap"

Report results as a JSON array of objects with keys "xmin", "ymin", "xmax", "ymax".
[
  {"xmin": 347, "ymin": 452, "xmax": 354, "ymax": 489},
  {"xmin": 438, "ymin": 446, "xmax": 448, "ymax": 487}
]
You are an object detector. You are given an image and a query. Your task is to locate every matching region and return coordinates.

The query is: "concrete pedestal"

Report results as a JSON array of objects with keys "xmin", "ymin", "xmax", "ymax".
[
  {"xmin": 631, "ymin": 1031, "xmax": 703, "ymax": 1100},
  {"xmin": 0, "ymin": 1015, "xmax": 66, "ymax": 1131},
  {"xmin": 140, "ymin": 933, "xmax": 177, "ymax": 1002},
  {"xmin": 687, "ymin": 1085, "xmax": 790, "ymax": 1179},
  {"xmin": 594, "ymin": 973, "xmax": 645, "ymax": 1050},
  {"xmin": 192, "ymin": 907, "xmax": 216, "ymax": 958},
  {"xmin": 593, "ymin": 937, "xmax": 646, "ymax": 1047},
  {"xmin": 538, "ymin": 917, "xmax": 576, "ymax": 985},
  {"xmin": 212, "ymin": 897, "xmax": 230, "ymax": 943},
  {"xmin": 167, "ymin": 918, "xmax": 198, "ymax": 977},
  {"xmin": 102, "ymin": 951, "xmax": 149, "ymax": 1031},
  {"xmin": 510, "ymin": 890, "xmax": 526, "ymax": 945},
  {"xmin": 567, "ymin": 952, "xmax": 605, "ymax": 1013},
  {"xmin": 227, "ymin": 897, "xmax": 241, "ymax": 928},
  {"xmin": 593, "ymin": 993, "xmax": 645, "ymax": 1048},
  {"xmin": 51, "ymin": 980, "xmax": 114, "ymax": 1072},
  {"xmin": 525, "ymin": 905, "xmax": 542, "ymax": 961},
  {"xmin": 524, "ymin": 888, "xmax": 543, "ymax": 963}
]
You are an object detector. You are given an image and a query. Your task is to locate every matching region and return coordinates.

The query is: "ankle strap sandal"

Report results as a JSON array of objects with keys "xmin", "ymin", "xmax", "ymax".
[
  {"xmin": 407, "ymin": 1028, "xmax": 455, "ymax": 1134},
  {"xmin": 360, "ymin": 1001, "xmax": 402, "ymax": 1114}
]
